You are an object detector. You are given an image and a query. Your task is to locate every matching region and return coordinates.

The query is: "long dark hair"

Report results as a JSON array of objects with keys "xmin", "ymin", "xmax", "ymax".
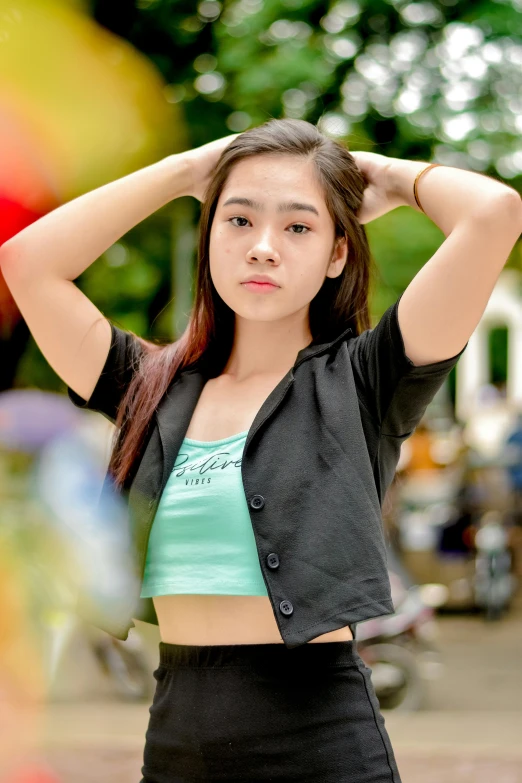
[{"xmin": 108, "ymin": 118, "xmax": 377, "ymax": 490}]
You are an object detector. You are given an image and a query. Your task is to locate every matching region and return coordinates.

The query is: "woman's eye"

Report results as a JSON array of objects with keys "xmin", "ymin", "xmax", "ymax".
[
  {"xmin": 228, "ymin": 216, "xmax": 310, "ymax": 234},
  {"xmin": 229, "ymin": 216, "xmax": 249, "ymax": 228}
]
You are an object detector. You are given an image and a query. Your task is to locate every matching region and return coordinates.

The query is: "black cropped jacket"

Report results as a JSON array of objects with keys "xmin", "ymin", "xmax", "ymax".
[{"xmin": 67, "ymin": 293, "xmax": 467, "ymax": 648}]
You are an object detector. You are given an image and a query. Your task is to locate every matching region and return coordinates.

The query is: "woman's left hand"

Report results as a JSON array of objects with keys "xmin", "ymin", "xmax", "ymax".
[{"xmin": 350, "ymin": 151, "xmax": 404, "ymax": 224}]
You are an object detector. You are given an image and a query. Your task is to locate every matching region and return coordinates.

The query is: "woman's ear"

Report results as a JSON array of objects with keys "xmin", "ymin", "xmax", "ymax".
[{"xmin": 326, "ymin": 236, "xmax": 348, "ymax": 279}]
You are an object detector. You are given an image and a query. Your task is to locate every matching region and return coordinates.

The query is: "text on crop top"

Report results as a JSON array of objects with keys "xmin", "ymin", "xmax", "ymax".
[{"xmin": 140, "ymin": 429, "xmax": 268, "ymax": 598}]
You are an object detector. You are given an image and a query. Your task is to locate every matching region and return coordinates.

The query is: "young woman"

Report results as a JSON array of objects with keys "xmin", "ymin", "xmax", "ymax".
[{"xmin": 1, "ymin": 118, "xmax": 521, "ymax": 782}]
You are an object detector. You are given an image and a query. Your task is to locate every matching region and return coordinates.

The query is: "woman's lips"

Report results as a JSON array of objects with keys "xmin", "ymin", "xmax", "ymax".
[{"xmin": 241, "ymin": 281, "xmax": 280, "ymax": 293}]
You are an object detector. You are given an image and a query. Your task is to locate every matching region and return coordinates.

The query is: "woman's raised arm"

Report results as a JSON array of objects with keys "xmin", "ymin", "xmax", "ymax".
[
  {"xmin": 352, "ymin": 151, "xmax": 522, "ymax": 369},
  {"xmin": 0, "ymin": 154, "xmax": 192, "ymax": 282},
  {"xmin": 0, "ymin": 153, "xmax": 192, "ymax": 402}
]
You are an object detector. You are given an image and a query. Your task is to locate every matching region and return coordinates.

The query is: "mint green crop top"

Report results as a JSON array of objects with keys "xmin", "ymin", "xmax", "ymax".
[{"xmin": 140, "ymin": 430, "xmax": 269, "ymax": 598}]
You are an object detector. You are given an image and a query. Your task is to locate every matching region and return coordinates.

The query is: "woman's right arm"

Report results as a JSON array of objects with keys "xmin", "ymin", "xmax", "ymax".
[{"xmin": 0, "ymin": 153, "xmax": 192, "ymax": 403}]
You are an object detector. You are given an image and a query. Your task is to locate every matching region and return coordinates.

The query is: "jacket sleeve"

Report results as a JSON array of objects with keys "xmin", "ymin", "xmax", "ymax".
[
  {"xmin": 349, "ymin": 292, "xmax": 468, "ymax": 439},
  {"xmin": 67, "ymin": 321, "xmax": 145, "ymax": 426}
]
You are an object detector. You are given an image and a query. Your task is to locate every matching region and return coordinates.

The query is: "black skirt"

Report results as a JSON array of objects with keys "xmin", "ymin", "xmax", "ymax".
[{"xmin": 140, "ymin": 639, "xmax": 402, "ymax": 783}]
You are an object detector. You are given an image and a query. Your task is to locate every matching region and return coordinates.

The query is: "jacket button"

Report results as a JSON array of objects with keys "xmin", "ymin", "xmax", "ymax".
[
  {"xmin": 279, "ymin": 600, "xmax": 293, "ymax": 616},
  {"xmin": 250, "ymin": 494, "xmax": 265, "ymax": 510},
  {"xmin": 267, "ymin": 553, "xmax": 279, "ymax": 569}
]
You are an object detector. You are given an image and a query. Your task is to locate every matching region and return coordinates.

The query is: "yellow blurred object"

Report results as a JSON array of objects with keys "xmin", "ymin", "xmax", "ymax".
[{"xmin": 0, "ymin": 0, "xmax": 187, "ymax": 205}]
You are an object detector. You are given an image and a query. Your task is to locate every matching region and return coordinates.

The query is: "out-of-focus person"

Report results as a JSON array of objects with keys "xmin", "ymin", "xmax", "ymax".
[
  {"xmin": 503, "ymin": 411, "xmax": 522, "ymax": 583},
  {"xmin": 505, "ymin": 411, "xmax": 522, "ymax": 526}
]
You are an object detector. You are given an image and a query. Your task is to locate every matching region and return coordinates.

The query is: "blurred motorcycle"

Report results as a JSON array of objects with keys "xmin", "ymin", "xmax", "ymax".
[
  {"xmin": 356, "ymin": 568, "xmax": 446, "ymax": 712},
  {"xmin": 41, "ymin": 602, "xmax": 154, "ymax": 701},
  {"xmin": 472, "ymin": 509, "xmax": 517, "ymax": 621}
]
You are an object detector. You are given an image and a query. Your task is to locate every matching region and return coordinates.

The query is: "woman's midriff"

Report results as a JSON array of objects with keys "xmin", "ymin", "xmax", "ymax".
[{"xmin": 153, "ymin": 594, "xmax": 353, "ymax": 644}]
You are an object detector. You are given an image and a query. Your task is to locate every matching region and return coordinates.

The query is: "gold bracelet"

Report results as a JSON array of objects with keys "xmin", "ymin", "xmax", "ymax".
[{"xmin": 414, "ymin": 162, "xmax": 442, "ymax": 213}]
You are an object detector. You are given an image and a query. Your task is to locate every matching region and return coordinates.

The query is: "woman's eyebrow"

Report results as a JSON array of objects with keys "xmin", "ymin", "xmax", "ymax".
[{"xmin": 222, "ymin": 196, "xmax": 319, "ymax": 217}]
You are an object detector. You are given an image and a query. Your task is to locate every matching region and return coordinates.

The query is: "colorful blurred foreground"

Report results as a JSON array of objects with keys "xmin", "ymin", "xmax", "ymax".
[
  {"xmin": 0, "ymin": 4, "xmax": 180, "ymax": 771},
  {"xmin": 0, "ymin": 1, "xmax": 182, "ymax": 777},
  {"xmin": 0, "ymin": 390, "xmax": 140, "ymax": 781}
]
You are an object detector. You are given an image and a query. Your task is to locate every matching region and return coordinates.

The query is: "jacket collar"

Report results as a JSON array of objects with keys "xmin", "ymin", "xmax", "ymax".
[
  {"xmin": 294, "ymin": 324, "xmax": 353, "ymax": 368},
  {"xmin": 154, "ymin": 324, "xmax": 353, "ymax": 489}
]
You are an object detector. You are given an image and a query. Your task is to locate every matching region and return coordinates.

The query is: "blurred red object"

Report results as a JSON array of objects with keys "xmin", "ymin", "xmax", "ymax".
[
  {"xmin": 0, "ymin": 197, "xmax": 46, "ymax": 333},
  {"xmin": 0, "ymin": 103, "xmax": 59, "ymax": 333},
  {"xmin": 0, "ymin": 197, "xmax": 43, "ymax": 247}
]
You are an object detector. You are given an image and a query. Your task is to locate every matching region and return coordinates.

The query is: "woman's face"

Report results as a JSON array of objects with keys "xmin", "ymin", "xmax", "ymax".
[{"xmin": 208, "ymin": 154, "xmax": 348, "ymax": 326}]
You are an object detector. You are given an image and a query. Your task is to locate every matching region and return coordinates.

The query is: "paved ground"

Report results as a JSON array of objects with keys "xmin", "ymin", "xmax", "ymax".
[
  {"xmin": 33, "ymin": 707, "xmax": 522, "ymax": 782},
  {"xmin": 35, "ymin": 745, "xmax": 522, "ymax": 783},
  {"xmin": 9, "ymin": 591, "xmax": 522, "ymax": 782}
]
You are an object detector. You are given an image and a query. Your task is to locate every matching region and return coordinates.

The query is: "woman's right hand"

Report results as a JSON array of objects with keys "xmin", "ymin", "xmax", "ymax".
[{"xmin": 182, "ymin": 133, "xmax": 242, "ymax": 202}]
